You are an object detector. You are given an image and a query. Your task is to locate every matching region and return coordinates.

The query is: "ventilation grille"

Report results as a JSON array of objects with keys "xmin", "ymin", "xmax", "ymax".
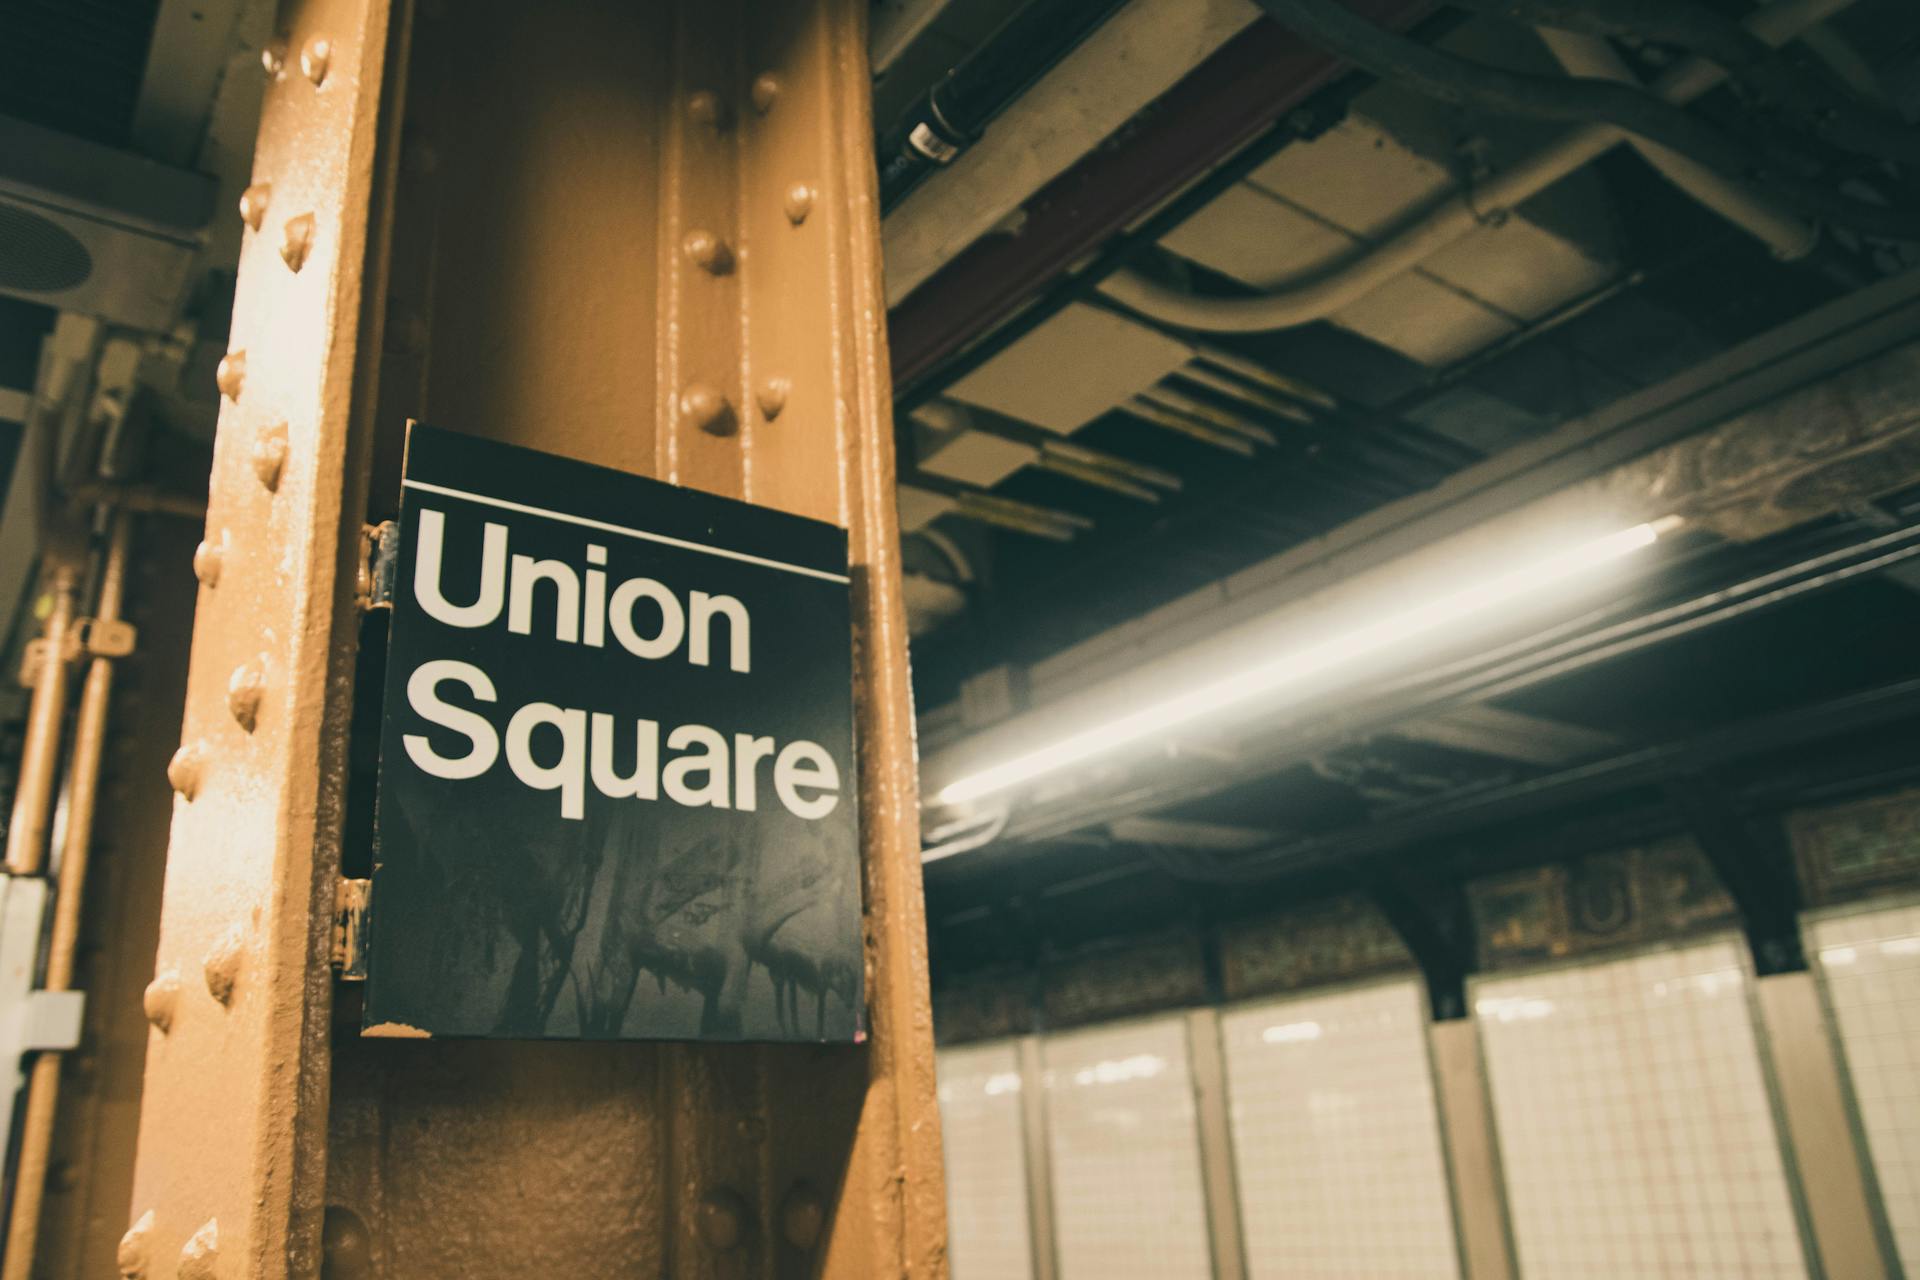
[{"xmin": 0, "ymin": 203, "xmax": 91, "ymax": 294}]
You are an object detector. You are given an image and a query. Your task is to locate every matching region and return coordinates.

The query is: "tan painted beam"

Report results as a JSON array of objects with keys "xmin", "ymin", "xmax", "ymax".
[{"xmin": 124, "ymin": 1, "xmax": 945, "ymax": 1276}]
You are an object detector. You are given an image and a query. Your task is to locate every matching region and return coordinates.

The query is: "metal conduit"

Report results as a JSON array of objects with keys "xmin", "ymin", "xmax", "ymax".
[
  {"xmin": 4, "ymin": 567, "xmax": 79, "ymax": 877},
  {"xmin": 1536, "ymin": 27, "xmax": 1818, "ymax": 261},
  {"xmin": 1097, "ymin": 0, "xmax": 1854, "ymax": 334},
  {"xmin": 3, "ymin": 512, "xmax": 134, "ymax": 1280}
]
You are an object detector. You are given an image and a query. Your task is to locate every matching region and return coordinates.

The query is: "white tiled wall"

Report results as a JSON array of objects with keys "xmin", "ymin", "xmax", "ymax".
[
  {"xmin": 1811, "ymin": 903, "xmax": 1920, "ymax": 1273},
  {"xmin": 1219, "ymin": 980, "xmax": 1462, "ymax": 1279},
  {"xmin": 936, "ymin": 1040, "xmax": 1036, "ymax": 1280},
  {"xmin": 1476, "ymin": 939, "xmax": 1809, "ymax": 1279},
  {"xmin": 1043, "ymin": 1015, "xmax": 1214, "ymax": 1280}
]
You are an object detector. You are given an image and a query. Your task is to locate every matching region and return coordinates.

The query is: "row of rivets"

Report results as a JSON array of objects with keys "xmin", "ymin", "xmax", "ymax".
[
  {"xmin": 129, "ymin": 26, "xmax": 337, "ymax": 1276},
  {"xmin": 678, "ymin": 80, "xmax": 811, "ymax": 432},
  {"xmin": 691, "ymin": 1183, "xmax": 825, "ymax": 1253}
]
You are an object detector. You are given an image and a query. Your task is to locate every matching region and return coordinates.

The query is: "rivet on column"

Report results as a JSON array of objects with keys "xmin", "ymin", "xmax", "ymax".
[
  {"xmin": 751, "ymin": 73, "xmax": 781, "ymax": 113},
  {"xmin": 142, "ymin": 970, "xmax": 180, "ymax": 1033},
  {"xmin": 117, "ymin": 1209, "xmax": 155, "ymax": 1279},
  {"xmin": 679, "ymin": 384, "xmax": 735, "ymax": 437},
  {"xmin": 756, "ymin": 377, "xmax": 790, "ymax": 421},
  {"xmin": 192, "ymin": 535, "xmax": 225, "ymax": 587},
  {"xmin": 239, "ymin": 182, "xmax": 271, "ymax": 231},
  {"xmin": 280, "ymin": 212, "xmax": 316, "ymax": 273},
  {"xmin": 261, "ymin": 41, "xmax": 287, "ymax": 76},
  {"xmin": 167, "ymin": 742, "xmax": 204, "ymax": 798},
  {"xmin": 695, "ymin": 1189, "xmax": 748, "ymax": 1251},
  {"xmin": 215, "ymin": 350, "xmax": 246, "ymax": 402},
  {"xmin": 687, "ymin": 90, "xmax": 729, "ymax": 131},
  {"xmin": 783, "ymin": 183, "xmax": 815, "ymax": 225},
  {"xmin": 227, "ymin": 659, "xmax": 266, "ymax": 732},
  {"xmin": 780, "ymin": 1182, "xmax": 825, "ymax": 1250},
  {"xmin": 253, "ymin": 422, "xmax": 290, "ymax": 491},
  {"xmin": 203, "ymin": 931, "xmax": 243, "ymax": 1006},
  {"xmin": 178, "ymin": 1219, "xmax": 219, "ymax": 1280},
  {"xmin": 683, "ymin": 230, "xmax": 733, "ymax": 275},
  {"xmin": 300, "ymin": 37, "xmax": 331, "ymax": 86}
]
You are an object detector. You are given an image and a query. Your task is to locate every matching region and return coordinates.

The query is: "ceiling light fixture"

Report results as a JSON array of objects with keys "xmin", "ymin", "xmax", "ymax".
[{"xmin": 935, "ymin": 516, "xmax": 1679, "ymax": 806}]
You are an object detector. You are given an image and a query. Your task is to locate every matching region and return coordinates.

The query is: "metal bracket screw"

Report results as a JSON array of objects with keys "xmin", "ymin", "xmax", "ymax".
[
  {"xmin": 357, "ymin": 522, "xmax": 400, "ymax": 610},
  {"xmin": 261, "ymin": 41, "xmax": 287, "ymax": 76},
  {"xmin": 332, "ymin": 879, "xmax": 371, "ymax": 979}
]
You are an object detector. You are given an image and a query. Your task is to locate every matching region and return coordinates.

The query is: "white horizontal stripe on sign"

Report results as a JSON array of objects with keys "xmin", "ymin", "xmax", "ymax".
[{"xmin": 401, "ymin": 479, "xmax": 851, "ymax": 584}]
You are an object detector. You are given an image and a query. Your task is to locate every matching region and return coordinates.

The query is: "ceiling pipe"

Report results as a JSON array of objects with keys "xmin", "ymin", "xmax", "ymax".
[
  {"xmin": 1535, "ymin": 27, "xmax": 1818, "ymax": 261},
  {"xmin": 1097, "ymin": 0, "xmax": 1858, "ymax": 334},
  {"xmin": 886, "ymin": 2, "xmax": 1437, "ymax": 392},
  {"xmin": 877, "ymin": 0, "xmax": 1133, "ymax": 214}
]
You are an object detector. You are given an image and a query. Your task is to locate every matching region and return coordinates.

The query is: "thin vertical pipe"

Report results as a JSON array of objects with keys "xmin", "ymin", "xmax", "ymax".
[
  {"xmin": 3, "ymin": 512, "xmax": 134, "ymax": 1280},
  {"xmin": 5, "ymin": 566, "xmax": 79, "ymax": 876}
]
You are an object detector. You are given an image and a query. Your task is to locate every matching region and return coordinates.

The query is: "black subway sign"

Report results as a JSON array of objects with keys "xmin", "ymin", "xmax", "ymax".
[{"xmin": 364, "ymin": 425, "xmax": 861, "ymax": 1042}]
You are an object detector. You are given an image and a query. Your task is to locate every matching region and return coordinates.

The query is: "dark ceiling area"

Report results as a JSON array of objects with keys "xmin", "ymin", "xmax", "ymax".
[{"xmin": 892, "ymin": 0, "xmax": 1920, "ymax": 997}]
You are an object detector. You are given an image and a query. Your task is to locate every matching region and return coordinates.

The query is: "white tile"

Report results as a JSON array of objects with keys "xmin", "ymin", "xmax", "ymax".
[
  {"xmin": 1220, "ymin": 981, "xmax": 1461, "ymax": 1279},
  {"xmin": 1477, "ymin": 939, "xmax": 1810, "ymax": 1279},
  {"xmin": 1811, "ymin": 902, "xmax": 1920, "ymax": 1274},
  {"xmin": 937, "ymin": 1040, "xmax": 1037, "ymax": 1280},
  {"xmin": 1043, "ymin": 1016, "xmax": 1214, "ymax": 1280}
]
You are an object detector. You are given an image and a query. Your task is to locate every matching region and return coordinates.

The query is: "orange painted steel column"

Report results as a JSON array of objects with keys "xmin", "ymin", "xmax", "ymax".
[{"xmin": 124, "ymin": 1, "xmax": 946, "ymax": 1276}]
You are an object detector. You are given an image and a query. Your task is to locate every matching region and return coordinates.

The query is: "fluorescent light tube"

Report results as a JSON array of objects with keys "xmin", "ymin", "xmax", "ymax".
[{"xmin": 935, "ymin": 517, "xmax": 1676, "ymax": 806}]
